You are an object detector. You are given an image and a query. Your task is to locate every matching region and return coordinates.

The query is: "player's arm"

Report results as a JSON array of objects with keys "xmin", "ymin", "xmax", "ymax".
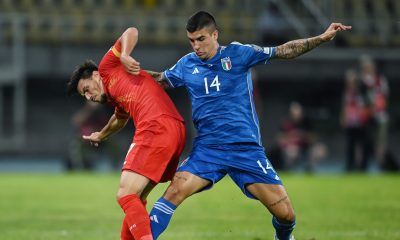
[
  {"xmin": 82, "ymin": 114, "xmax": 129, "ymax": 147},
  {"xmin": 145, "ymin": 70, "xmax": 170, "ymax": 89},
  {"xmin": 119, "ymin": 27, "xmax": 141, "ymax": 75},
  {"xmin": 275, "ymin": 23, "xmax": 351, "ymax": 59}
]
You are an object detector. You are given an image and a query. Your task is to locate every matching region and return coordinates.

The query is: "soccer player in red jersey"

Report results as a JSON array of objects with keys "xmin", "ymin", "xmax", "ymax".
[{"xmin": 66, "ymin": 27, "xmax": 186, "ymax": 240}]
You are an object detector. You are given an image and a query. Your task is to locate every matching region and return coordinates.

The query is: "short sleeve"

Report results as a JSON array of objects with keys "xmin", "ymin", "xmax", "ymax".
[
  {"xmin": 163, "ymin": 58, "xmax": 185, "ymax": 88},
  {"xmin": 233, "ymin": 42, "xmax": 276, "ymax": 68},
  {"xmin": 99, "ymin": 39, "xmax": 122, "ymax": 73}
]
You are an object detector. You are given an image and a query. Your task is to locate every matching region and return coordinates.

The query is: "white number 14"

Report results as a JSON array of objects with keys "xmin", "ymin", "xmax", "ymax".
[
  {"xmin": 204, "ymin": 75, "xmax": 220, "ymax": 94},
  {"xmin": 257, "ymin": 159, "xmax": 276, "ymax": 174}
]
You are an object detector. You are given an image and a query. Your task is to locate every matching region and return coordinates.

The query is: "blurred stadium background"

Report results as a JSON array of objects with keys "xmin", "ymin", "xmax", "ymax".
[{"xmin": 0, "ymin": 0, "xmax": 399, "ymax": 172}]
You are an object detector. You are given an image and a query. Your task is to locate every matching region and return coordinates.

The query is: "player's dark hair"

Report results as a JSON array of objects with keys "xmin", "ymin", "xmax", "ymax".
[
  {"xmin": 186, "ymin": 11, "xmax": 218, "ymax": 33},
  {"xmin": 67, "ymin": 60, "xmax": 98, "ymax": 96}
]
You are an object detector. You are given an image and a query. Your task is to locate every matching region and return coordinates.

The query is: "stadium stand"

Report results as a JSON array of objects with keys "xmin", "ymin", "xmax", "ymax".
[{"xmin": 0, "ymin": 0, "xmax": 396, "ymax": 47}]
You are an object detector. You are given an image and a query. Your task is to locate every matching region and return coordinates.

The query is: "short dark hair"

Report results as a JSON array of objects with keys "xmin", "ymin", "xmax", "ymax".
[
  {"xmin": 67, "ymin": 60, "xmax": 98, "ymax": 96},
  {"xmin": 186, "ymin": 11, "xmax": 218, "ymax": 33}
]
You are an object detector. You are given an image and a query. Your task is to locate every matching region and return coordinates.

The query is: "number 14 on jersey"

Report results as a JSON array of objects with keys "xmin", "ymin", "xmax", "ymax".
[{"xmin": 204, "ymin": 75, "xmax": 220, "ymax": 94}]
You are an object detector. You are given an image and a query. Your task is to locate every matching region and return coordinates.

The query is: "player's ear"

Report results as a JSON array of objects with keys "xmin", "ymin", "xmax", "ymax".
[
  {"xmin": 92, "ymin": 70, "xmax": 100, "ymax": 79},
  {"xmin": 91, "ymin": 71, "xmax": 102, "ymax": 84},
  {"xmin": 212, "ymin": 30, "xmax": 218, "ymax": 40}
]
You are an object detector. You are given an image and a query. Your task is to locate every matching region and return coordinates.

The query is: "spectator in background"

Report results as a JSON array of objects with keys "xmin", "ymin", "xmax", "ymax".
[
  {"xmin": 359, "ymin": 55, "xmax": 389, "ymax": 168},
  {"xmin": 67, "ymin": 101, "xmax": 122, "ymax": 171},
  {"xmin": 276, "ymin": 101, "xmax": 327, "ymax": 172},
  {"xmin": 341, "ymin": 69, "xmax": 370, "ymax": 172}
]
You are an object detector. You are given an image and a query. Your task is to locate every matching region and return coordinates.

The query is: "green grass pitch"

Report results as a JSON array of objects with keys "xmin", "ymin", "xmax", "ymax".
[{"xmin": 0, "ymin": 173, "xmax": 399, "ymax": 240}]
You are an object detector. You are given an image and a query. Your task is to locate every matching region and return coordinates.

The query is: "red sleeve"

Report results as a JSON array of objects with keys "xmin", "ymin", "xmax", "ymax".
[{"xmin": 99, "ymin": 39, "xmax": 122, "ymax": 72}]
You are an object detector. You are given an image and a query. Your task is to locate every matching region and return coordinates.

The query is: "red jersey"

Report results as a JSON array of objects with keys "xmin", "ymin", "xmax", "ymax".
[{"xmin": 98, "ymin": 40, "xmax": 183, "ymax": 127}]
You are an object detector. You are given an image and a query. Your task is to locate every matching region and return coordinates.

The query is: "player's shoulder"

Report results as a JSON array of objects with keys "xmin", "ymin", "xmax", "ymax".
[
  {"xmin": 220, "ymin": 42, "xmax": 253, "ymax": 60},
  {"xmin": 229, "ymin": 41, "xmax": 245, "ymax": 46},
  {"xmin": 228, "ymin": 41, "xmax": 263, "ymax": 51},
  {"xmin": 168, "ymin": 52, "xmax": 198, "ymax": 72},
  {"xmin": 228, "ymin": 41, "xmax": 275, "ymax": 58},
  {"xmin": 224, "ymin": 42, "xmax": 255, "ymax": 56},
  {"xmin": 99, "ymin": 46, "xmax": 120, "ymax": 70},
  {"xmin": 177, "ymin": 52, "xmax": 197, "ymax": 63},
  {"xmin": 228, "ymin": 41, "xmax": 251, "ymax": 49}
]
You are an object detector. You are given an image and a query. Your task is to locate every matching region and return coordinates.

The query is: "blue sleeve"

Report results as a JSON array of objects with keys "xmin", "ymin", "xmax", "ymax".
[
  {"xmin": 235, "ymin": 43, "xmax": 275, "ymax": 68},
  {"xmin": 164, "ymin": 58, "xmax": 185, "ymax": 88}
]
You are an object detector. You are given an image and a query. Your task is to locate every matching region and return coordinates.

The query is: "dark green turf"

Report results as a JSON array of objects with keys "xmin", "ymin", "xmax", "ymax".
[{"xmin": 0, "ymin": 173, "xmax": 399, "ymax": 240}]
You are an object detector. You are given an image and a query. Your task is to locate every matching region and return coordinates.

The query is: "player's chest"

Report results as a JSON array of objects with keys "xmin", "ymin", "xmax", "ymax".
[
  {"xmin": 105, "ymin": 77, "xmax": 139, "ymax": 106},
  {"xmin": 184, "ymin": 58, "xmax": 246, "ymax": 96}
]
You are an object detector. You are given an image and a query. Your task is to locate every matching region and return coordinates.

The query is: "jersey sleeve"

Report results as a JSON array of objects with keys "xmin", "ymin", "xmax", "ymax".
[
  {"xmin": 163, "ymin": 57, "xmax": 185, "ymax": 88},
  {"xmin": 233, "ymin": 42, "xmax": 276, "ymax": 68},
  {"xmin": 99, "ymin": 39, "xmax": 122, "ymax": 72}
]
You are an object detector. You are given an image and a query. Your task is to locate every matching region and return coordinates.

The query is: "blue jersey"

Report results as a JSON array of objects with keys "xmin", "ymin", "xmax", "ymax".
[{"xmin": 164, "ymin": 42, "xmax": 275, "ymax": 146}]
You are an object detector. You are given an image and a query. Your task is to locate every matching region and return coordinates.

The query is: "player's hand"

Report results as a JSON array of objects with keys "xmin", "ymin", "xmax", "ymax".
[
  {"xmin": 121, "ymin": 54, "xmax": 141, "ymax": 75},
  {"xmin": 82, "ymin": 132, "xmax": 105, "ymax": 147},
  {"xmin": 320, "ymin": 23, "xmax": 352, "ymax": 42}
]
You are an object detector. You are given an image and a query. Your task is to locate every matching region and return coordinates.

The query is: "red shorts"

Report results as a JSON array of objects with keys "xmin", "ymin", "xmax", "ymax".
[{"xmin": 122, "ymin": 116, "xmax": 186, "ymax": 183}]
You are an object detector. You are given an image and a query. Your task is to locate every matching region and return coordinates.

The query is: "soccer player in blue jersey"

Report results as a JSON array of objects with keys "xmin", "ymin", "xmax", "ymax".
[{"xmin": 146, "ymin": 11, "xmax": 351, "ymax": 240}]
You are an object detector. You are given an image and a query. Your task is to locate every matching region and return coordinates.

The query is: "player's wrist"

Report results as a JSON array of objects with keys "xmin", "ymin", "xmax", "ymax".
[
  {"xmin": 319, "ymin": 33, "xmax": 332, "ymax": 42},
  {"xmin": 120, "ymin": 53, "xmax": 131, "ymax": 62},
  {"xmin": 97, "ymin": 131, "xmax": 109, "ymax": 141}
]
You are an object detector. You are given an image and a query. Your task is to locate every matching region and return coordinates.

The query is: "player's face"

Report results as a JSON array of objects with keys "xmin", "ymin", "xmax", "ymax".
[
  {"xmin": 77, "ymin": 71, "xmax": 107, "ymax": 104},
  {"xmin": 187, "ymin": 27, "xmax": 219, "ymax": 60}
]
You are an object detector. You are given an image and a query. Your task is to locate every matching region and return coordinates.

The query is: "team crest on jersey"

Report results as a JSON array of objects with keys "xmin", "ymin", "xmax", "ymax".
[{"xmin": 221, "ymin": 57, "xmax": 232, "ymax": 71}]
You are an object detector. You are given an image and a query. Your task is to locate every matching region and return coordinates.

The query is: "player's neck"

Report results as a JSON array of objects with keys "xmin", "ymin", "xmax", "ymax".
[{"xmin": 98, "ymin": 77, "xmax": 105, "ymax": 95}]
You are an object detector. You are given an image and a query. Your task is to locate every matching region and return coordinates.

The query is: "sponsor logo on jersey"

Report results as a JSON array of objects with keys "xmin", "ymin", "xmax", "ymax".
[
  {"xmin": 192, "ymin": 67, "xmax": 200, "ymax": 74},
  {"xmin": 221, "ymin": 57, "xmax": 232, "ymax": 71},
  {"xmin": 150, "ymin": 215, "xmax": 159, "ymax": 223}
]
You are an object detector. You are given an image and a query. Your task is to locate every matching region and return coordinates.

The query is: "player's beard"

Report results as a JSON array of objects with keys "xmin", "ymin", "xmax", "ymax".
[{"xmin": 99, "ymin": 93, "xmax": 108, "ymax": 104}]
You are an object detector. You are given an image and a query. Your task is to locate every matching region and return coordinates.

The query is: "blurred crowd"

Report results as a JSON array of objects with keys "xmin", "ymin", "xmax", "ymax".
[
  {"xmin": 267, "ymin": 54, "xmax": 398, "ymax": 173},
  {"xmin": 269, "ymin": 101, "xmax": 327, "ymax": 173},
  {"xmin": 341, "ymin": 55, "xmax": 396, "ymax": 172}
]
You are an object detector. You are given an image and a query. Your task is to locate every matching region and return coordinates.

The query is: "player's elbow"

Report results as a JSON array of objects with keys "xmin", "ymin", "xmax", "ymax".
[{"xmin": 126, "ymin": 27, "xmax": 138, "ymax": 37}]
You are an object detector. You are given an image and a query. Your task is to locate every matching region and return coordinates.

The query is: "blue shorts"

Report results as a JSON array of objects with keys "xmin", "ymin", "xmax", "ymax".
[{"xmin": 177, "ymin": 143, "xmax": 282, "ymax": 199}]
